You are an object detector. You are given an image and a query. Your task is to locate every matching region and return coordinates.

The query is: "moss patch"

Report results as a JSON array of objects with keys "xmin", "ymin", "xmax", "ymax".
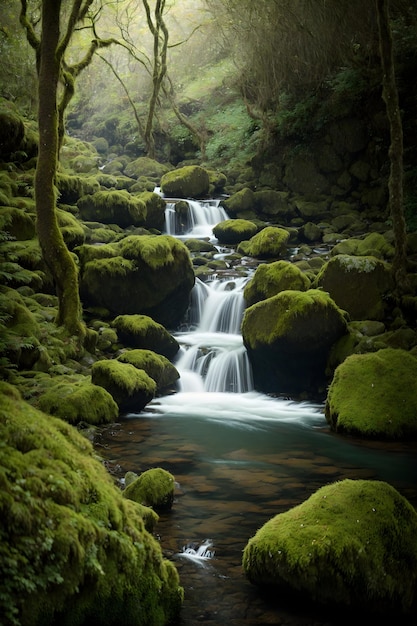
[
  {"xmin": 160, "ymin": 165, "xmax": 210, "ymax": 198},
  {"xmin": 0, "ymin": 382, "xmax": 183, "ymax": 626},
  {"xmin": 244, "ymin": 260, "xmax": 310, "ymax": 306},
  {"xmin": 243, "ymin": 479, "xmax": 417, "ymax": 614},
  {"xmin": 111, "ymin": 315, "xmax": 179, "ymax": 359},
  {"xmin": 213, "ymin": 218, "xmax": 258, "ymax": 244},
  {"xmin": 325, "ymin": 348, "xmax": 417, "ymax": 439},
  {"xmin": 237, "ymin": 226, "xmax": 290, "ymax": 258},
  {"xmin": 117, "ymin": 349, "xmax": 179, "ymax": 392}
]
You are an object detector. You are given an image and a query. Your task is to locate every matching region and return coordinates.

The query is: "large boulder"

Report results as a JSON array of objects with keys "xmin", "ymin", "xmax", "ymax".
[
  {"xmin": 91, "ymin": 359, "xmax": 156, "ymax": 413},
  {"xmin": 77, "ymin": 190, "xmax": 146, "ymax": 228},
  {"xmin": 243, "ymin": 479, "xmax": 417, "ymax": 614},
  {"xmin": 0, "ymin": 382, "xmax": 183, "ymax": 626},
  {"xmin": 325, "ymin": 348, "xmax": 417, "ymax": 439},
  {"xmin": 314, "ymin": 254, "xmax": 394, "ymax": 321},
  {"xmin": 123, "ymin": 468, "xmax": 176, "ymax": 511},
  {"xmin": 221, "ymin": 187, "xmax": 255, "ymax": 217},
  {"xmin": 160, "ymin": 165, "xmax": 210, "ymax": 198},
  {"xmin": 111, "ymin": 314, "xmax": 179, "ymax": 359},
  {"xmin": 117, "ymin": 349, "xmax": 180, "ymax": 392},
  {"xmin": 78, "ymin": 234, "xmax": 195, "ymax": 328},
  {"xmin": 242, "ymin": 289, "xmax": 348, "ymax": 395},
  {"xmin": 237, "ymin": 226, "xmax": 290, "ymax": 259},
  {"xmin": 244, "ymin": 260, "xmax": 310, "ymax": 307}
]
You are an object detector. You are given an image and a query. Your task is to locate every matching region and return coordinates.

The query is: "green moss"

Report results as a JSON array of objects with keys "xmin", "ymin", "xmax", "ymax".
[
  {"xmin": 243, "ymin": 479, "xmax": 417, "ymax": 613},
  {"xmin": 111, "ymin": 315, "xmax": 179, "ymax": 359},
  {"xmin": 137, "ymin": 190, "xmax": 167, "ymax": 230},
  {"xmin": 160, "ymin": 165, "xmax": 210, "ymax": 198},
  {"xmin": 221, "ymin": 188, "xmax": 255, "ymax": 216},
  {"xmin": 57, "ymin": 208, "xmax": 86, "ymax": 249},
  {"xmin": 0, "ymin": 382, "xmax": 183, "ymax": 626},
  {"xmin": 124, "ymin": 468, "xmax": 176, "ymax": 511},
  {"xmin": 213, "ymin": 218, "xmax": 258, "ymax": 244},
  {"xmin": 118, "ymin": 234, "xmax": 189, "ymax": 270},
  {"xmin": 124, "ymin": 157, "xmax": 171, "ymax": 180},
  {"xmin": 325, "ymin": 348, "xmax": 417, "ymax": 439},
  {"xmin": 237, "ymin": 226, "xmax": 290, "ymax": 258},
  {"xmin": 56, "ymin": 173, "xmax": 100, "ymax": 204},
  {"xmin": 331, "ymin": 232, "xmax": 394, "ymax": 260},
  {"xmin": 91, "ymin": 359, "xmax": 156, "ymax": 413},
  {"xmin": 244, "ymin": 260, "xmax": 310, "ymax": 306},
  {"xmin": 38, "ymin": 377, "xmax": 118, "ymax": 425},
  {"xmin": 117, "ymin": 349, "xmax": 179, "ymax": 391},
  {"xmin": 0, "ymin": 207, "xmax": 35, "ymax": 240}
]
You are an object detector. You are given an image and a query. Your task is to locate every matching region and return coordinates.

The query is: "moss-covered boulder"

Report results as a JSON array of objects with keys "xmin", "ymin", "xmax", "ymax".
[
  {"xmin": 325, "ymin": 348, "xmax": 417, "ymax": 439},
  {"xmin": 124, "ymin": 468, "xmax": 176, "ymax": 511},
  {"xmin": 314, "ymin": 254, "xmax": 394, "ymax": 321},
  {"xmin": 124, "ymin": 156, "xmax": 171, "ymax": 180},
  {"xmin": 78, "ymin": 235, "xmax": 194, "ymax": 328},
  {"xmin": 117, "ymin": 349, "xmax": 179, "ymax": 392},
  {"xmin": 111, "ymin": 314, "xmax": 179, "ymax": 359},
  {"xmin": 56, "ymin": 173, "xmax": 100, "ymax": 204},
  {"xmin": 221, "ymin": 187, "xmax": 255, "ymax": 217},
  {"xmin": 242, "ymin": 289, "xmax": 348, "ymax": 395},
  {"xmin": 0, "ymin": 206, "xmax": 35, "ymax": 241},
  {"xmin": 57, "ymin": 208, "xmax": 86, "ymax": 249},
  {"xmin": 38, "ymin": 377, "xmax": 119, "ymax": 425},
  {"xmin": 242, "ymin": 479, "xmax": 417, "ymax": 614},
  {"xmin": 237, "ymin": 226, "xmax": 290, "ymax": 258},
  {"xmin": 77, "ymin": 190, "xmax": 146, "ymax": 228},
  {"xmin": 0, "ymin": 382, "xmax": 183, "ymax": 626},
  {"xmin": 138, "ymin": 190, "xmax": 167, "ymax": 230},
  {"xmin": 213, "ymin": 218, "xmax": 258, "ymax": 244},
  {"xmin": 331, "ymin": 232, "xmax": 394, "ymax": 260},
  {"xmin": 244, "ymin": 260, "xmax": 310, "ymax": 307},
  {"xmin": 91, "ymin": 359, "xmax": 156, "ymax": 413},
  {"xmin": 160, "ymin": 165, "xmax": 210, "ymax": 198}
]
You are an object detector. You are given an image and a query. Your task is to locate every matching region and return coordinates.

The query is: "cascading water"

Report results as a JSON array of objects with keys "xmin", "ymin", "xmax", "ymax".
[{"xmin": 164, "ymin": 198, "xmax": 229, "ymax": 240}]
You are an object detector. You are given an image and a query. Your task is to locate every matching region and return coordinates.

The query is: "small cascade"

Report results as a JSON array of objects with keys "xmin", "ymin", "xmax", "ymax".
[
  {"xmin": 178, "ymin": 540, "xmax": 215, "ymax": 567},
  {"xmin": 174, "ymin": 277, "xmax": 254, "ymax": 393},
  {"xmin": 164, "ymin": 199, "xmax": 229, "ymax": 239}
]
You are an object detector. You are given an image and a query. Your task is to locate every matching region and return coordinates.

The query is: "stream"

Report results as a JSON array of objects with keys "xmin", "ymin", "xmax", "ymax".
[{"xmin": 96, "ymin": 197, "xmax": 417, "ymax": 625}]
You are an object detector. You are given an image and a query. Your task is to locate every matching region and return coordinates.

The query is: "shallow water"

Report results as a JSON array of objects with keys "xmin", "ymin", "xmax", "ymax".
[{"xmin": 96, "ymin": 394, "xmax": 417, "ymax": 625}]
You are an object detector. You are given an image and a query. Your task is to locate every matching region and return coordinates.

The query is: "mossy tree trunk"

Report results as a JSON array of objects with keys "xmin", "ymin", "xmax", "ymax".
[
  {"xmin": 31, "ymin": 0, "xmax": 86, "ymax": 339},
  {"xmin": 376, "ymin": 0, "xmax": 408, "ymax": 291}
]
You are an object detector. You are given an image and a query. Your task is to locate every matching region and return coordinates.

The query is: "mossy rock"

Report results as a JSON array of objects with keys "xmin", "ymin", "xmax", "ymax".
[
  {"xmin": 56, "ymin": 173, "xmax": 100, "ymax": 204},
  {"xmin": 331, "ymin": 232, "xmax": 394, "ymax": 260},
  {"xmin": 243, "ymin": 479, "xmax": 417, "ymax": 614},
  {"xmin": 160, "ymin": 165, "xmax": 210, "ymax": 198},
  {"xmin": 57, "ymin": 208, "xmax": 86, "ymax": 249},
  {"xmin": 117, "ymin": 349, "xmax": 179, "ymax": 392},
  {"xmin": 78, "ymin": 235, "xmax": 194, "ymax": 328},
  {"xmin": 242, "ymin": 289, "xmax": 348, "ymax": 395},
  {"xmin": 0, "ymin": 382, "xmax": 183, "ymax": 626},
  {"xmin": 237, "ymin": 226, "xmax": 290, "ymax": 258},
  {"xmin": 0, "ymin": 206, "xmax": 35, "ymax": 240},
  {"xmin": 38, "ymin": 377, "xmax": 118, "ymax": 425},
  {"xmin": 111, "ymin": 314, "xmax": 179, "ymax": 359},
  {"xmin": 137, "ymin": 190, "xmax": 167, "ymax": 230},
  {"xmin": 213, "ymin": 218, "xmax": 258, "ymax": 244},
  {"xmin": 314, "ymin": 254, "xmax": 394, "ymax": 321},
  {"xmin": 124, "ymin": 157, "xmax": 171, "ymax": 180},
  {"xmin": 221, "ymin": 187, "xmax": 255, "ymax": 216},
  {"xmin": 253, "ymin": 189, "xmax": 293, "ymax": 220},
  {"xmin": 91, "ymin": 359, "xmax": 156, "ymax": 413},
  {"xmin": 184, "ymin": 238, "xmax": 217, "ymax": 253},
  {"xmin": 325, "ymin": 348, "xmax": 417, "ymax": 439},
  {"xmin": 77, "ymin": 190, "xmax": 146, "ymax": 228},
  {"xmin": 123, "ymin": 468, "xmax": 175, "ymax": 511},
  {"xmin": 244, "ymin": 260, "xmax": 310, "ymax": 307},
  {"xmin": 207, "ymin": 169, "xmax": 227, "ymax": 193}
]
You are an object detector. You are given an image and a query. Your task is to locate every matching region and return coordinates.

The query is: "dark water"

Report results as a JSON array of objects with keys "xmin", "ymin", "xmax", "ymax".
[{"xmin": 95, "ymin": 393, "xmax": 417, "ymax": 626}]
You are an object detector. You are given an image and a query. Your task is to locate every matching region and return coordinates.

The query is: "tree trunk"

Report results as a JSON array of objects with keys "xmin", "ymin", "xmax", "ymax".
[
  {"xmin": 376, "ymin": 0, "xmax": 408, "ymax": 291},
  {"xmin": 36, "ymin": 0, "xmax": 85, "ymax": 338}
]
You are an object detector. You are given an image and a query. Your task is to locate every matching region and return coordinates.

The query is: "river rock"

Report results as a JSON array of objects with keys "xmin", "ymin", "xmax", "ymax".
[
  {"xmin": 244, "ymin": 260, "xmax": 310, "ymax": 307},
  {"xmin": 117, "ymin": 349, "xmax": 180, "ymax": 392},
  {"xmin": 77, "ymin": 189, "xmax": 146, "ymax": 227},
  {"xmin": 325, "ymin": 348, "xmax": 417, "ymax": 439},
  {"xmin": 160, "ymin": 165, "xmax": 210, "ymax": 198},
  {"xmin": 0, "ymin": 382, "xmax": 183, "ymax": 626},
  {"xmin": 123, "ymin": 467, "xmax": 176, "ymax": 511},
  {"xmin": 314, "ymin": 254, "xmax": 393, "ymax": 321},
  {"xmin": 111, "ymin": 314, "xmax": 179, "ymax": 359},
  {"xmin": 91, "ymin": 359, "xmax": 156, "ymax": 413},
  {"xmin": 213, "ymin": 218, "xmax": 258, "ymax": 244},
  {"xmin": 220, "ymin": 187, "xmax": 255, "ymax": 216},
  {"xmin": 78, "ymin": 234, "xmax": 195, "ymax": 328},
  {"xmin": 241, "ymin": 289, "xmax": 348, "ymax": 395},
  {"xmin": 242, "ymin": 479, "xmax": 417, "ymax": 614},
  {"xmin": 237, "ymin": 226, "xmax": 290, "ymax": 258}
]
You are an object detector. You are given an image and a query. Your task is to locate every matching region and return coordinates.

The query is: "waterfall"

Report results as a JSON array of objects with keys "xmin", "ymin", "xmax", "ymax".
[{"xmin": 164, "ymin": 199, "xmax": 229, "ymax": 239}]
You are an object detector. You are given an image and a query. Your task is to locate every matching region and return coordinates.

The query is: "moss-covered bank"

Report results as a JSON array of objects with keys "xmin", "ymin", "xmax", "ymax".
[{"xmin": 0, "ymin": 382, "xmax": 183, "ymax": 626}]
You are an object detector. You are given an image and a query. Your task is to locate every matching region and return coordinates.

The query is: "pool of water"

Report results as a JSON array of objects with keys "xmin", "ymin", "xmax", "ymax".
[{"xmin": 95, "ymin": 392, "xmax": 417, "ymax": 625}]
